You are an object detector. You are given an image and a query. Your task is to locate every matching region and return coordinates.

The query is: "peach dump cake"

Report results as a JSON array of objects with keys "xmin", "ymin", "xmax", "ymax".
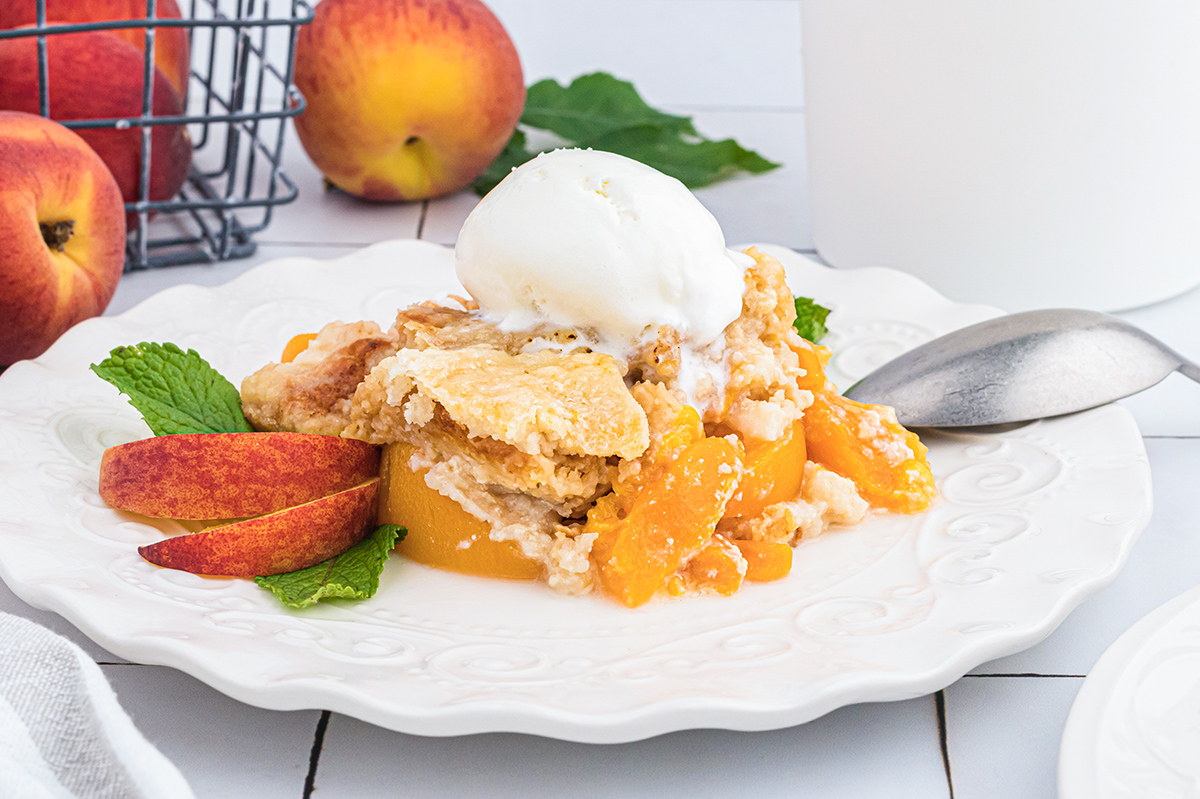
[{"xmin": 237, "ymin": 149, "xmax": 937, "ymax": 607}]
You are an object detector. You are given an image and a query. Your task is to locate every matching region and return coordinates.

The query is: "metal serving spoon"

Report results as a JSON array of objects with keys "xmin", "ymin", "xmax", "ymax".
[{"xmin": 842, "ymin": 309, "xmax": 1200, "ymax": 427}]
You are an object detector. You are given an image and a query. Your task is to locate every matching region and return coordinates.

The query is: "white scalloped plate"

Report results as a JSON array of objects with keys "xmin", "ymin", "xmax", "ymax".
[
  {"xmin": 0, "ymin": 240, "xmax": 1152, "ymax": 743},
  {"xmin": 1059, "ymin": 585, "xmax": 1200, "ymax": 798}
]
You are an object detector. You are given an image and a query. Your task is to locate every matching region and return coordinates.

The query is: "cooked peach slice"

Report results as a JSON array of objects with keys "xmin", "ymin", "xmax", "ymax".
[
  {"xmin": 803, "ymin": 392, "xmax": 936, "ymax": 514},
  {"xmin": 100, "ymin": 432, "xmax": 380, "ymax": 519},
  {"xmin": 281, "ymin": 333, "xmax": 317, "ymax": 363},
  {"xmin": 790, "ymin": 337, "xmax": 836, "ymax": 393},
  {"xmin": 590, "ymin": 436, "xmax": 742, "ymax": 608},
  {"xmin": 588, "ymin": 405, "xmax": 705, "ymax": 531},
  {"xmin": 722, "ymin": 420, "xmax": 806, "ymax": 520},
  {"xmin": 733, "ymin": 539, "xmax": 793, "ymax": 582},
  {"xmin": 682, "ymin": 535, "xmax": 746, "ymax": 596},
  {"xmin": 378, "ymin": 442, "xmax": 541, "ymax": 580},
  {"xmin": 138, "ymin": 478, "xmax": 379, "ymax": 576}
]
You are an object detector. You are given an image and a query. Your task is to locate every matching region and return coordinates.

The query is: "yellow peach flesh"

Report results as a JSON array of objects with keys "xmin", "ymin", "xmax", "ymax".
[{"xmin": 378, "ymin": 442, "xmax": 541, "ymax": 580}]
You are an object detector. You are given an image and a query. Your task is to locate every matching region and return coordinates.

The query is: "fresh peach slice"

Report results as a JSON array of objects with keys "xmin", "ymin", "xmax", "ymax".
[
  {"xmin": 100, "ymin": 432, "xmax": 380, "ymax": 519},
  {"xmin": 138, "ymin": 478, "xmax": 380, "ymax": 576}
]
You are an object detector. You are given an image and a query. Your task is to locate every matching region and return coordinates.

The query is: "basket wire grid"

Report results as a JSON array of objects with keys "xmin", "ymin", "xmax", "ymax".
[{"xmin": 0, "ymin": 0, "xmax": 314, "ymax": 269}]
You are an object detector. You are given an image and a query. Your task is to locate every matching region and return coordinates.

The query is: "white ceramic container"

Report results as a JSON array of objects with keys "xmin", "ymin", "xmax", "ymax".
[{"xmin": 800, "ymin": 0, "xmax": 1200, "ymax": 312}]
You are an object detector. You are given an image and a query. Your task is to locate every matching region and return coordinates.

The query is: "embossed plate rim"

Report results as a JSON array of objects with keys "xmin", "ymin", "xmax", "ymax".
[
  {"xmin": 0, "ymin": 240, "xmax": 1153, "ymax": 742},
  {"xmin": 1058, "ymin": 585, "xmax": 1200, "ymax": 798}
]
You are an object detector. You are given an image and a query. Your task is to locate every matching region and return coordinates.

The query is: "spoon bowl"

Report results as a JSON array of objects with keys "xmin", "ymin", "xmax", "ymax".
[{"xmin": 843, "ymin": 309, "xmax": 1200, "ymax": 427}]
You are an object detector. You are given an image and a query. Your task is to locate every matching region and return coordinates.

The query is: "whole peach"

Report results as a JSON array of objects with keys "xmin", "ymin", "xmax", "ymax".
[
  {"xmin": 0, "ymin": 111, "xmax": 126, "ymax": 366},
  {"xmin": 0, "ymin": 29, "xmax": 192, "ymax": 225},
  {"xmin": 294, "ymin": 0, "xmax": 525, "ymax": 201},
  {"xmin": 0, "ymin": 0, "xmax": 190, "ymax": 101}
]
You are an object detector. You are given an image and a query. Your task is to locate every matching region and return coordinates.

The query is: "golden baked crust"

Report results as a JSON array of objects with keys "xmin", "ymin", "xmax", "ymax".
[
  {"xmin": 393, "ymin": 304, "xmax": 516, "ymax": 352},
  {"xmin": 363, "ymin": 346, "xmax": 648, "ymax": 460},
  {"xmin": 343, "ymin": 345, "xmax": 648, "ymax": 519},
  {"xmin": 241, "ymin": 321, "xmax": 397, "ymax": 436}
]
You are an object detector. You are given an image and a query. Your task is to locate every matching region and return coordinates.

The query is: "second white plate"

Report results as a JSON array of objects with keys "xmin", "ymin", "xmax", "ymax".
[{"xmin": 1059, "ymin": 584, "xmax": 1200, "ymax": 798}]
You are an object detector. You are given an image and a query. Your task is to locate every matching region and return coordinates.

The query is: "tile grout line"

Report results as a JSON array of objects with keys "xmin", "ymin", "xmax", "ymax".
[
  {"xmin": 302, "ymin": 710, "xmax": 331, "ymax": 799},
  {"xmin": 935, "ymin": 690, "xmax": 956, "ymax": 799},
  {"xmin": 964, "ymin": 672, "xmax": 1086, "ymax": 679},
  {"xmin": 416, "ymin": 200, "xmax": 430, "ymax": 241}
]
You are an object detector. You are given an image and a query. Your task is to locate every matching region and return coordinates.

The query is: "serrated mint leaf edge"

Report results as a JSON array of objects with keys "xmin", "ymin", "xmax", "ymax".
[
  {"xmin": 90, "ymin": 342, "xmax": 253, "ymax": 435},
  {"xmin": 255, "ymin": 524, "xmax": 406, "ymax": 609}
]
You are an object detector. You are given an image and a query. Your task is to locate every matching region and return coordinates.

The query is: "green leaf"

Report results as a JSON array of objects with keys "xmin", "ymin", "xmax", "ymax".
[
  {"xmin": 522, "ymin": 73, "xmax": 697, "ymax": 142},
  {"xmin": 581, "ymin": 124, "xmax": 779, "ymax": 188},
  {"xmin": 91, "ymin": 342, "xmax": 254, "ymax": 435},
  {"xmin": 255, "ymin": 524, "xmax": 406, "ymax": 609},
  {"xmin": 473, "ymin": 72, "xmax": 781, "ymax": 195},
  {"xmin": 472, "ymin": 128, "xmax": 535, "ymax": 196},
  {"xmin": 793, "ymin": 297, "xmax": 831, "ymax": 343}
]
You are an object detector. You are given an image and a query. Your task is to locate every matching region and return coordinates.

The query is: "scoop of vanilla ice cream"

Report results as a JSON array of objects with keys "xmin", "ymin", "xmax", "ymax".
[{"xmin": 455, "ymin": 149, "xmax": 750, "ymax": 349}]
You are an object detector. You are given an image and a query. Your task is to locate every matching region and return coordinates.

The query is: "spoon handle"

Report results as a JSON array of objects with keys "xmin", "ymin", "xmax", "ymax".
[{"xmin": 1181, "ymin": 360, "xmax": 1200, "ymax": 384}]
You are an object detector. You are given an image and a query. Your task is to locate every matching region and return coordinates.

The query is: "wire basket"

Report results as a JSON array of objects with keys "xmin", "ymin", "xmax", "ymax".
[{"xmin": 0, "ymin": 0, "xmax": 313, "ymax": 270}]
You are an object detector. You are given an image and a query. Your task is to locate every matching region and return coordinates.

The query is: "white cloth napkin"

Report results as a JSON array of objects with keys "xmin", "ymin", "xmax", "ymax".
[{"xmin": 0, "ymin": 613, "xmax": 195, "ymax": 799}]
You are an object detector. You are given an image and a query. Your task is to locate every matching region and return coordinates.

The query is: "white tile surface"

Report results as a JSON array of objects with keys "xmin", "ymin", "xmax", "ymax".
[
  {"xmin": 1115, "ymin": 282, "xmax": 1200, "ymax": 437},
  {"xmin": 104, "ymin": 665, "xmax": 320, "ymax": 799},
  {"xmin": 943, "ymin": 676, "xmax": 1082, "ymax": 799},
  {"xmin": 314, "ymin": 696, "xmax": 949, "ymax": 799},
  {"xmin": 1118, "ymin": 374, "xmax": 1200, "ymax": 439},
  {"xmin": 970, "ymin": 437, "xmax": 1200, "ymax": 677},
  {"xmin": 487, "ymin": 0, "xmax": 804, "ymax": 110},
  {"xmin": 420, "ymin": 190, "xmax": 483, "ymax": 246}
]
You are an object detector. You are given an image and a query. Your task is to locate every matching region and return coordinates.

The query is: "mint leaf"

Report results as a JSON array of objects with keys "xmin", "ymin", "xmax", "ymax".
[
  {"xmin": 91, "ymin": 342, "xmax": 253, "ymax": 435},
  {"xmin": 583, "ymin": 124, "xmax": 779, "ymax": 188},
  {"xmin": 473, "ymin": 72, "xmax": 781, "ymax": 195},
  {"xmin": 255, "ymin": 524, "xmax": 406, "ymax": 609},
  {"xmin": 522, "ymin": 73, "xmax": 698, "ymax": 142},
  {"xmin": 793, "ymin": 297, "xmax": 831, "ymax": 343}
]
